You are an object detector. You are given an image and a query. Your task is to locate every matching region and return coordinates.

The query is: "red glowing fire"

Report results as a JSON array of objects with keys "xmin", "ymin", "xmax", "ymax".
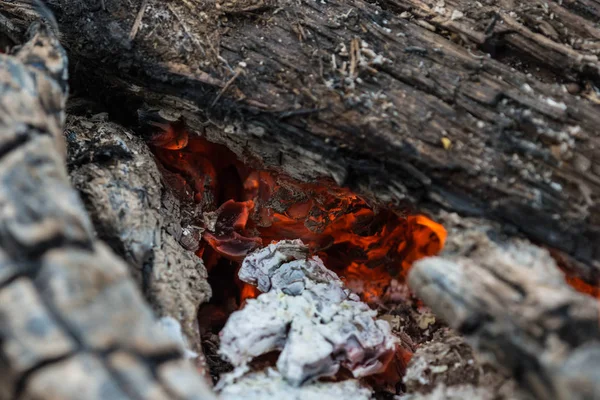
[
  {"xmin": 148, "ymin": 123, "xmax": 447, "ymax": 384},
  {"xmin": 149, "ymin": 124, "xmax": 447, "ymax": 304}
]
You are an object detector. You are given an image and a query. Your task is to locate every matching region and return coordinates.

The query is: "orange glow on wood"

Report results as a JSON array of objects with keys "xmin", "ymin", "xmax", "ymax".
[{"xmin": 150, "ymin": 131, "xmax": 447, "ymax": 303}]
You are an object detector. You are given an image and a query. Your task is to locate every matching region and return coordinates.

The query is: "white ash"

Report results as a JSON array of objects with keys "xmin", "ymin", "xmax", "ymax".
[
  {"xmin": 158, "ymin": 317, "xmax": 198, "ymax": 359},
  {"xmin": 217, "ymin": 368, "xmax": 372, "ymax": 400},
  {"xmin": 397, "ymin": 384, "xmax": 497, "ymax": 400},
  {"xmin": 220, "ymin": 240, "xmax": 397, "ymax": 386},
  {"xmin": 238, "ymin": 239, "xmax": 347, "ymax": 298}
]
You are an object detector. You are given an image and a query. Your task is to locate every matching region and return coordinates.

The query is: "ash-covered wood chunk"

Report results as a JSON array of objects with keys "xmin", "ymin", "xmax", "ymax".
[
  {"xmin": 408, "ymin": 219, "xmax": 600, "ymax": 400},
  {"xmin": 0, "ymin": 19, "xmax": 213, "ymax": 399},
  {"xmin": 20, "ymin": 354, "xmax": 130, "ymax": 400},
  {"xmin": 217, "ymin": 368, "xmax": 372, "ymax": 400},
  {"xmin": 0, "ymin": 279, "xmax": 77, "ymax": 397},
  {"xmin": 220, "ymin": 240, "xmax": 396, "ymax": 386}
]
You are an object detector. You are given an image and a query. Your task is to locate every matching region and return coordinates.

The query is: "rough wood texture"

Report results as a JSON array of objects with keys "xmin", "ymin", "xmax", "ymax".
[
  {"xmin": 402, "ymin": 328, "xmax": 531, "ymax": 400},
  {"xmin": 408, "ymin": 211, "xmax": 600, "ymax": 400},
  {"xmin": 64, "ymin": 113, "xmax": 212, "ymax": 373},
  {"xmin": 0, "ymin": 21, "xmax": 214, "ymax": 400},
  {"xmin": 2, "ymin": 0, "xmax": 597, "ymax": 280},
  {"xmin": 0, "ymin": 2, "xmax": 596, "ymax": 398},
  {"xmin": 382, "ymin": 0, "xmax": 600, "ymax": 83}
]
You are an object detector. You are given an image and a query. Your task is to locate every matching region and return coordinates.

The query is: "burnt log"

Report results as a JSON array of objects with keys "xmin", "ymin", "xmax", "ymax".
[
  {"xmin": 0, "ymin": 19, "xmax": 214, "ymax": 400},
  {"xmin": 64, "ymin": 113, "xmax": 212, "ymax": 374},
  {"xmin": 408, "ymin": 211, "xmax": 600, "ymax": 400},
  {"xmin": 1, "ymin": 0, "xmax": 598, "ymax": 282}
]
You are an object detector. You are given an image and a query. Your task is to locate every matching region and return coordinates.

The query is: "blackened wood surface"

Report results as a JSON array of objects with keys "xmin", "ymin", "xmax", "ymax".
[
  {"xmin": 17, "ymin": 0, "xmax": 600, "ymax": 280},
  {"xmin": 2, "ymin": 1, "xmax": 598, "ymax": 276}
]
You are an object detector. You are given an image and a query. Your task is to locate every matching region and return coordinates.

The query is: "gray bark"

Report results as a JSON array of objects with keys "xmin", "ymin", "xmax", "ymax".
[
  {"xmin": 409, "ymin": 211, "xmax": 600, "ymax": 400},
  {"xmin": 0, "ymin": 20, "xmax": 214, "ymax": 400},
  {"xmin": 65, "ymin": 113, "xmax": 212, "ymax": 374}
]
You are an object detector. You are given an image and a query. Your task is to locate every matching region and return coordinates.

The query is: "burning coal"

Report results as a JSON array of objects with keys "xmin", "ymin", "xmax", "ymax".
[
  {"xmin": 146, "ymin": 118, "xmax": 447, "ymax": 305},
  {"xmin": 144, "ymin": 115, "xmax": 448, "ymax": 387}
]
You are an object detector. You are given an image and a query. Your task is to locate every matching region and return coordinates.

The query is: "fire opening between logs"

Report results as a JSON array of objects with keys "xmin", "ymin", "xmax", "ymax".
[{"xmin": 145, "ymin": 116, "xmax": 447, "ymax": 393}]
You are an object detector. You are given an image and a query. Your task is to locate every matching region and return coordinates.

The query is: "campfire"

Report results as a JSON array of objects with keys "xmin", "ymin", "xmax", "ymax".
[
  {"xmin": 1, "ymin": 1, "xmax": 599, "ymax": 400},
  {"xmin": 146, "ymin": 117, "xmax": 447, "ymax": 393}
]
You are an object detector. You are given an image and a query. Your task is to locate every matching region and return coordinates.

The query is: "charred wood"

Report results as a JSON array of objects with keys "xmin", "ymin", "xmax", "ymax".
[
  {"xmin": 64, "ymin": 113, "xmax": 212, "ymax": 374},
  {"xmin": 1, "ymin": 1, "xmax": 599, "ymax": 398},
  {"xmin": 409, "ymin": 211, "xmax": 600, "ymax": 400},
  {"xmin": 1, "ymin": 0, "xmax": 597, "ymax": 283},
  {"xmin": 0, "ymin": 19, "xmax": 214, "ymax": 400}
]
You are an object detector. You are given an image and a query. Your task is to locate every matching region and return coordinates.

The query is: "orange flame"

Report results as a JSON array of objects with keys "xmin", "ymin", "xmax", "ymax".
[
  {"xmin": 148, "ymin": 125, "xmax": 600, "ymax": 387},
  {"xmin": 239, "ymin": 284, "xmax": 261, "ymax": 306},
  {"xmin": 149, "ymin": 127, "xmax": 447, "ymax": 304}
]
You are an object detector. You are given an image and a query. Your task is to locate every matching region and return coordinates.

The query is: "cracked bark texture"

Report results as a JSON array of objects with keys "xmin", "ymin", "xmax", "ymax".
[
  {"xmin": 0, "ymin": 21, "xmax": 215, "ymax": 400},
  {"xmin": 1, "ymin": 0, "xmax": 597, "ymax": 281}
]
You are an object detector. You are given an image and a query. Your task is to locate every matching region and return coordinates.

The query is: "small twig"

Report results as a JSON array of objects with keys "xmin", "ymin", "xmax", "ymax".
[
  {"xmin": 211, "ymin": 68, "xmax": 242, "ymax": 107},
  {"xmin": 129, "ymin": 0, "xmax": 148, "ymax": 41},
  {"xmin": 467, "ymin": 48, "xmax": 486, "ymax": 59},
  {"xmin": 349, "ymin": 37, "xmax": 359, "ymax": 78},
  {"xmin": 276, "ymin": 107, "xmax": 327, "ymax": 119},
  {"xmin": 220, "ymin": 3, "xmax": 273, "ymax": 15},
  {"xmin": 452, "ymin": 348, "xmax": 463, "ymax": 362},
  {"xmin": 484, "ymin": 13, "xmax": 499, "ymax": 36}
]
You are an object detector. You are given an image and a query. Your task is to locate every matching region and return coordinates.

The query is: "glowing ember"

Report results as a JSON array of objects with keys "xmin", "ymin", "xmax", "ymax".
[
  {"xmin": 148, "ymin": 124, "xmax": 447, "ymax": 304},
  {"xmin": 548, "ymin": 249, "xmax": 600, "ymax": 299},
  {"xmin": 565, "ymin": 276, "xmax": 600, "ymax": 298},
  {"xmin": 146, "ymin": 122, "xmax": 448, "ymax": 387}
]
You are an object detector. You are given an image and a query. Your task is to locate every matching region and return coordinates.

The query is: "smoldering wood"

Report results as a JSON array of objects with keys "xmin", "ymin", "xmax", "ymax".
[
  {"xmin": 220, "ymin": 240, "xmax": 396, "ymax": 387},
  {"xmin": 0, "ymin": 1, "xmax": 598, "ymax": 399},
  {"xmin": 408, "ymin": 211, "xmax": 600, "ymax": 400},
  {"xmin": 0, "ymin": 20, "xmax": 215, "ymax": 400},
  {"xmin": 64, "ymin": 113, "xmax": 212, "ymax": 372},
  {"xmin": 1, "ymin": 0, "xmax": 598, "ymax": 283}
]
